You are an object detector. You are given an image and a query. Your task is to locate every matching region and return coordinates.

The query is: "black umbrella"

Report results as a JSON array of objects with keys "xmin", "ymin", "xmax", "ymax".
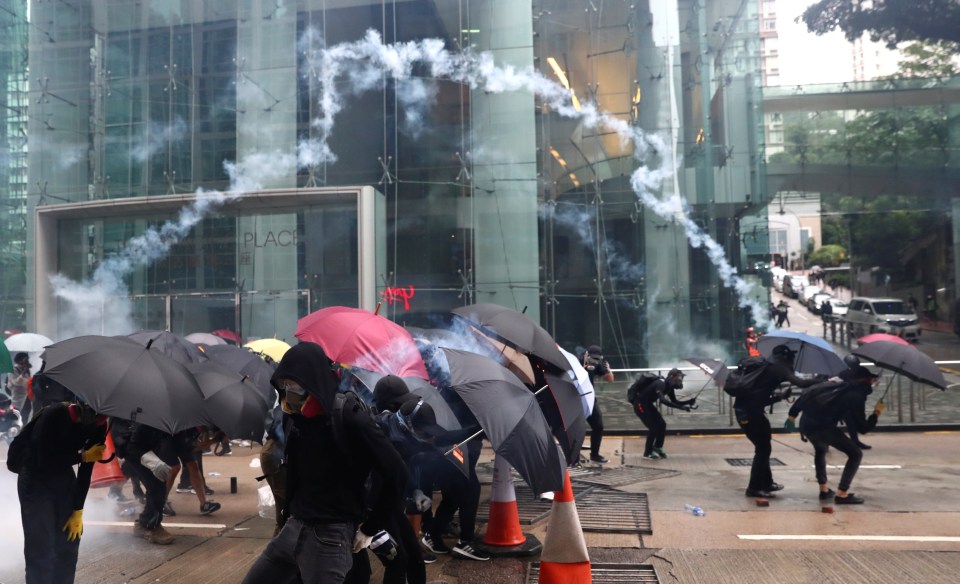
[
  {"xmin": 125, "ymin": 330, "xmax": 208, "ymax": 365},
  {"xmin": 186, "ymin": 361, "xmax": 270, "ymax": 442},
  {"xmin": 685, "ymin": 357, "xmax": 730, "ymax": 387},
  {"xmin": 439, "ymin": 348, "xmax": 565, "ymax": 494},
  {"xmin": 199, "ymin": 344, "xmax": 277, "ymax": 406},
  {"xmin": 451, "ymin": 303, "xmax": 570, "ymax": 372},
  {"xmin": 40, "ymin": 335, "xmax": 207, "ymax": 434},
  {"xmin": 349, "ymin": 367, "xmax": 462, "ymax": 430},
  {"xmin": 541, "ymin": 369, "xmax": 587, "ymax": 465},
  {"xmin": 852, "ymin": 340, "xmax": 946, "ymax": 390}
]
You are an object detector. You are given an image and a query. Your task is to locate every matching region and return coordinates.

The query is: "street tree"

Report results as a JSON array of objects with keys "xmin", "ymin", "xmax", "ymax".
[{"xmin": 801, "ymin": 0, "xmax": 960, "ymax": 48}]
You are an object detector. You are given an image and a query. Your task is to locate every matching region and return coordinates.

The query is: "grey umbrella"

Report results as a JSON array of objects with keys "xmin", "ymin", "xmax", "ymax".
[
  {"xmin": 348, "ymin": 367, "xmax": 461, "ymax": 430},
  {"xmin": 439, "ymin": 348, "xmax": 565, "ymax": 494},
  {"xmin": 126, "ymin": 330, "xmax": 208, "ymax": 365},
  {"xmin": 199, "ymin": 344, "xmax": 277, "ymax": 406},
  {"xmin": 451, "ymin": 303, "xmax": 570, "ymax": 372},
  {"xmin": 852, "ymin": 340, "xmax": 946, "ymax": 390},
  {"xmin": 186, "ymin": 361, "xmax": 270, "ymax": 442},
  {"xmin": 40, "ymin": 335, "xmax": 207, "ymax": 433}
]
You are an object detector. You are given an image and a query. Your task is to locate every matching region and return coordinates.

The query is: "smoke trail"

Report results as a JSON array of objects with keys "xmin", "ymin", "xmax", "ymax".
[
  {"xmin": 547, "ymin": 203, "xmax": 645, "ymax": 285},
  {"xmin": 130, "ymin": 117, "xmax": 188, "ymax": 163},
  {"xmin": 299, "ymin": 28, "xmax": 768, "ymax": 327},
  {"xmin": 49, "ymin": 151, "xmax": 297, "ymax": 338}
]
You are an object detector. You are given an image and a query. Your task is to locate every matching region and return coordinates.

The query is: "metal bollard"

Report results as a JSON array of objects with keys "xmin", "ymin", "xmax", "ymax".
[{"xmin": 230, "ymin": 476, "xmax": 238, "ymax": 494}]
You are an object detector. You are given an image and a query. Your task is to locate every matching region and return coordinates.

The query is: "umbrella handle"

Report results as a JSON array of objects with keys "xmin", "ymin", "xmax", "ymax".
[{"xmin": 877, "ymin": 374, "xmax": 896, "ymax": 403}]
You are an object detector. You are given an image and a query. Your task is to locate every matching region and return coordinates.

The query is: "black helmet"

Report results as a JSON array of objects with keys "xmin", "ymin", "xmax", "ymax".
[
  {"xmin": 843, "ymin": 354, "xmax": 860, "ymax": 369},
  {"xmin": 771, "ymin": 344, "xmax": 795, "ymax": 359}
]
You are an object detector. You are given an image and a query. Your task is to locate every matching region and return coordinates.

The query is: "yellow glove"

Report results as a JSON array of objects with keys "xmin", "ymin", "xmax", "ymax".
[
  {"xmin": 63, "ymin": 509, "xmax": 83, "ymax": 542},
  {"xmin": 873, "ymin": 400, "xmax": 886, "ymax": 416},
  {"xmin": 81, "ymin": 443, "xmax": 106, "ymax": 463}
]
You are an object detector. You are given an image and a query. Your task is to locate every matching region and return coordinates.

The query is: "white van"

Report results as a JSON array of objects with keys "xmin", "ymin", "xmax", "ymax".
[{"xmin": 844, "ymin": 297, "xmax": 920, "ymax": 341}]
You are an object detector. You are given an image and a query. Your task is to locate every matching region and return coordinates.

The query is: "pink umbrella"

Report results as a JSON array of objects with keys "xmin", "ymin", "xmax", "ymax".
[
  {"xmin": 211, "ymin": 329, "xmax": 241, "ymax": 345},
  {"xmin": 857, "ymin": 333, "xmax": 910, "ymax": 346},
  {"xmin": 295, "ymin": 306, "xmax": 429, "ymax": 380}
]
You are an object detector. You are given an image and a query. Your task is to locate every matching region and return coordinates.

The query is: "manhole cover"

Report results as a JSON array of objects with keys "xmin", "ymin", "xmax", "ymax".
[
  {"xmin": 477, "ymin": 483, "xmax": 594, "ymax": 525},
  {"xmin": 526, "ymin": 562, "xmax": 659, "ymax": 583},
  {"xmin": 573, "ymin": 466, "xmax": 680, "ymax": 488},
  {"xmin": 576, "ymin": 488, "xmax": 651, "ymax": 534},
  {"xmin": 726, "ymin": 457, "xmax": 785, "ymax": 467}
]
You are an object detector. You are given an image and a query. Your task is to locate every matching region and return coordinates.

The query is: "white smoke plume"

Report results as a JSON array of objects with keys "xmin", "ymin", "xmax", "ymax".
[
  {"xmin": 130, "ymin": 117, "xmax": 188, "ymax": 163},
  {"xmin": 297, "ymin": 28, "xmax": 768, "ymax": 327},
  {"xmin": 547, "ymin": 203, "xmax": 645, "ymax": 285}
]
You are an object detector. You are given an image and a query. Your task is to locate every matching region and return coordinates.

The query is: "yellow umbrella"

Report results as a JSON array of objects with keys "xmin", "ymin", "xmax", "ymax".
[{"xmin": 244, "ymin": 339, "xmax": 292, "ymax": 363}]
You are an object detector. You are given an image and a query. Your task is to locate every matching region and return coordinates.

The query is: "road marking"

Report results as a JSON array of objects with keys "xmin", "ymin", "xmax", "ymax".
[
  {"xmin": 819, "ymin": 464, "xmax": 902, "ymax": 469},
  {"xmin": 688, "ymin": 434, "xmax": 746, "ymax": 439},
  {"xmin": 739, "ymin": 535, "xmax": 960, "ymax": 542},
  {"xmin": 87, "ymin": 520, "xmax": 226, "ymax": 529},
  {"xmin": 924, "ymin": 431, "xmax": 960, "ymax": 435}
]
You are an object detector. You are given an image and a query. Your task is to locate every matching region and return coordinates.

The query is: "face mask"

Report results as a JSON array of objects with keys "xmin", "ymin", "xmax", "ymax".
[{"xmin": 280, "ymin": 381, "xmax": 308, "ymax": 412}]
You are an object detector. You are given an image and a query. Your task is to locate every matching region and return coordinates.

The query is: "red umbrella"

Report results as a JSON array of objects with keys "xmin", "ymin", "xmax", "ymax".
[
  {"xmin": 857, "ymin": 333, "xmax": 910, "ymax": 346},
  {"xmin": 211, "ymin": 329, "xmax": 241, "ymax": 344},
  {"xmin": 295, "ymin": 306, "xmax": 429, "ymax": 379}
]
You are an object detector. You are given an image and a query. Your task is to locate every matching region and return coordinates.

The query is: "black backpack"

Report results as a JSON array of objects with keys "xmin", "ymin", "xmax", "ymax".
[
  {"xmin": 795, "ymin": 381, "xmax": 848, "ymax": 417},
  {"xmin": 6, "ymin": 407, "xmax": 45, "ymax": 474},
  {"xmin": 627, "ymin": 374, "xmax": 660, "ymax": 404},
  {"xmin": 723, "ymin": 356, "xmax": 770, "ymax": 397}
]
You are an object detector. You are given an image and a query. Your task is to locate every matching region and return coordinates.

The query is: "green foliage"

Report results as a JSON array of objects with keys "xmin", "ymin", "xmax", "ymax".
[
  {"xmin": 802, "ymin": 0, "xmax": 960, "ymax": 48},
  {"xmin": 807, "ymin": 244, "xmax": 847, "ymax": 268},
  {"xmin": 896, "ymin": 41, "xmax": 960, "ymax": 78}
]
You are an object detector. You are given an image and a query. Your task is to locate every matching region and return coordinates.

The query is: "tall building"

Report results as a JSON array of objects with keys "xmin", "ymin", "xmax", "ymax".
[{"xmin": 6, "ymin": 0, "xmax": 769, "ymax": 367}]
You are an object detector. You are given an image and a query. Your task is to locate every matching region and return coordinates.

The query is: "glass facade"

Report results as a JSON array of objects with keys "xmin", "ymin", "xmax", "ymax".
[{"xmin": 11, "ymin": 1, "xmax": 776, "ymax": 367}]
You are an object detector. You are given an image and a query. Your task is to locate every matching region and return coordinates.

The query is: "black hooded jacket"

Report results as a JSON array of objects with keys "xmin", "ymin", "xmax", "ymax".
[
  {"xmin": 373, "ymin": 375, "xmax": 418, "ymax": 413},
  {"xmin": 272, "ymin": 342, "xmax": 407, "ymax": 535},
  {"xmin": 733, "ymin": 358, "xmax": 818, "ymax": 412}
]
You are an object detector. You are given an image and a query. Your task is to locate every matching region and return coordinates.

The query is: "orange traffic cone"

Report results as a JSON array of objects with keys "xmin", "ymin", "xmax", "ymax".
[
  {"xmin": 90, "ymin": 432, "xmax": 126, "ymax": 489},
  {"xmin": 482, "ymin": 455, "xmax": 526, "ymax": 546},
  {"xmin": 539, "ymin": 469, "xmax": 591, "ymax": 584}
]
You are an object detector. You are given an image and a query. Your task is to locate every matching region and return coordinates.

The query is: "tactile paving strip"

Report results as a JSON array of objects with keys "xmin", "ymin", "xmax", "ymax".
[
  {"xmin": 575, "ymin": 488, "xmax": 652, "ymax": 534},
  {"xmin": 726, "ymin": 457, "xmax": 785, "ymax": 467},
  {"xmin": 476, "ymin": 483, "xmax": 594, "ymax": 525},
  {"xmin": 571, "ymin": 465, "xmax": 681, "ymax": 488},
  {"xmin": 527, "ymin": 562, "xmax": 659, "ymax": 583}
]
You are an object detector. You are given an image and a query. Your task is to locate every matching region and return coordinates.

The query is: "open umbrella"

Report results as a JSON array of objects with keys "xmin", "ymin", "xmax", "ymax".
[
  {"xmin": 539, "ymin": 368, "xmax": 588, "ymax": 465},
  {"xmin": 296, "ymin": 306, "xmax": 428, "ymax": 379},
  {"xmin": 186, "ymin": 361, "xmax": 270, "ymax": 441},
  {"xmin": 756, "ymin": 330, "xmax": 846, "ymax": 376},
  {"xmin": 558, "ymin": 346, "xmax": 595, "ymax": 416},
  {"xmin": 685, "ymin": 357, "xmax": 730, "ymax": 387},
  {"xmin": 126, "ymin": 330, "xmax": 208, "ymax": 365},
  {"xmin": 212, "ymin": 329, "xmax": 241, "ymax": 344},
  {"xmin": 857, "ymin": 333, "xmax": 910, "ymax": 347},
  {"xmin": 5, "ymin": 332, "xmax": 53, "ymax": 353},
  {"xmin": 451, "ymin": 303, "xmax": 570, "ymax": 372},
  {"xmin": 852, "ymin": 340, "xmax": 946, "ymax": 390},
  {"xmin": 439, "ymin": 348, "xmax": 565, "ymax": 494},
  {"xmin": 185, "ymin": 332, "xmax": 227, "ymax": 346},
  {"xmin": 244, "ymin": 338, "xmax": 292, "ymax": 363},
  {"xmin": 40, "ymin": 335, "xmax": 207, "ymax": 433},
  {"xmin": 199, "ymin": 344, "xmax": 278, "ymax": 406}
]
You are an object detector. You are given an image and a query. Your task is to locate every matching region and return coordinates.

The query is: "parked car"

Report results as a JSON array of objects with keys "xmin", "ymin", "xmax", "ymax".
[
  {"xmin": 809, "ymin": 292, "xmax": 833, "ymax": 314},
  {"xmin": 801, "ymin": 285, "xmax": 823, "ymax": 309},
  {"xmin": 827, "ymin": 298, "xmax": 848, "ymax": 317},
  {"xmin": 843, "ymin": 297, "xmax": 920, "ymax": 341}
]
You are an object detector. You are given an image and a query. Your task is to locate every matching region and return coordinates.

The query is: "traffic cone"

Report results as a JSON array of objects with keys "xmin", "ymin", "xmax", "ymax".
[
  {"xmin": 482, "ymin": 455, "xmax": 526, "ymax": 546},
  {"xmin": 90, "ymin": 432, "xmax": 126, "ymax": 489},
  {"xmin": 539, "ymin": 469, "xmax": 591, "ymax": 584}
]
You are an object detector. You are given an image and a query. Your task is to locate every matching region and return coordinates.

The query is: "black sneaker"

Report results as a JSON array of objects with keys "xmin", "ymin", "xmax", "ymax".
[
  {"xmin": 175, "ymin": 486, "xmax": 192, "ymax": 494},
  {"xmin": 200, "ymin": 501, "xmax": 221, "ymax": 515},
  {"xmin": 589, "ymin": 454, "xmax": 609, "ymax": 463},
  {"xmin": 744, "ymin": 488, "xmax": 775, "ymax": 498},
  {"xmin": 766, "ymin": 482, "xmax": 784, "ymax": 492},
  {"xmin": 642, "ymin": 452, "xmax": 661, "ymax": 460},
  {"xmin": 835, "ymin": 493, "xmax": 865, "ymax": 504},
  {"xmin": 421, "ymin": 534, "xmax": 451, "ymax": 555},
  {"xmin": 162, "ymin": 502, "xmax": 176, "ymax": 517},
  {"xmin": 818, "ymin": 489, "xmax": 836, "ymax": 501},
  {"xmin": 452, "ymin": 541, "xmax": 491, "ymax": 561},
  {"xmin": 422, "ymin": 552, "xmax": 438, "ymax": 564},
  {"xmin": 654, "ymin": 448, "xmax": 668, "ymax": 459}
]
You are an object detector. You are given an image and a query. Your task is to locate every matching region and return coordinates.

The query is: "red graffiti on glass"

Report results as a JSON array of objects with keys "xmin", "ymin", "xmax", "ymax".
[{"xmin": 381, "ymin": 286, "xmax": 415, "ymax": 310}]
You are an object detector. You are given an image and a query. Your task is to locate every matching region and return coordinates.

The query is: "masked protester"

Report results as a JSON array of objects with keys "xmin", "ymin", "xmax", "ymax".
[
  {"xmin": 735, "ymin": 344, "xmax": 818, "ymax": 498},
  {"xmin": 16, "ymin": 401, "xmax": 107, "ymax": 584},
  {"xmin": 631, "ymin": 369, "xmax": 695, "ymax": 460},
  {"xmin": 242, "ymin": 342, "xmax": 408, "ymax": 584},
  {"xmin": 581, "ymin": 345, "xmax": 613, "ymax": 464}
]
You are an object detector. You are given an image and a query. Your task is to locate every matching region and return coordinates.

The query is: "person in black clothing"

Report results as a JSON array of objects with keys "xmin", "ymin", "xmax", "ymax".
[
  {"xmin": 735, "ymin": 344, "xmax": 818, "ymax": 498},
  {"xmin": 838, "ymin": 354, "xmax": 872, "ymax": 449},
  {"xmin": 785, "ymin": 365, "xmax": 884, "ymax": 504},
  {"xmin": 16, "ymin": 401, "xmax": 107, "ymax": 584},
  {"xmin": 125, "ymin": 422, "xmax": 177, "ymax": 544},
  {"xmin": 630, "ymin": 369, "xmax": 695, "ymax": 460},
  {"xmin": 242, "ymin": 342, "xmax": 408, "ymax": 584},
  {"xmin": 582, "ymin": 345, "xmax": 613, "ymax": 463}
]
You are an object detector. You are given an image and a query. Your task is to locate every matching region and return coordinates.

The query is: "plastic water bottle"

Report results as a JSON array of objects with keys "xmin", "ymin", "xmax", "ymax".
[{"xmin": 684, "ymin": 503, "xmax": 706, "ymax": 517}]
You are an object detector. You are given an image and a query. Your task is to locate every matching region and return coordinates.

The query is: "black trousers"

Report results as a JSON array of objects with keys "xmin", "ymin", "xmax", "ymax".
[
  {"xmin": 736, "ymin": 409, "xmax": 773, "ymax": 491},
  {"xmin": 125, "ymin": 459, "xmax": 167, "ymax": 529},
  {"xmin": 18, "ymin": 469, "xmax": 80, "ymax": 584},
  {"xmin": 586, "ymin": 402, "xmax": 603, "ymax": 456},
  {"xmin": 428, "ymin": 439, "xmax": 481, "ymax": 543},
  {"xmin": 805, "ymin": 426, "xmax": 863, "ymax": 492},
  {"xmin": 634, "ymin": 402, "xmax": 666, "ymax": 455}
]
